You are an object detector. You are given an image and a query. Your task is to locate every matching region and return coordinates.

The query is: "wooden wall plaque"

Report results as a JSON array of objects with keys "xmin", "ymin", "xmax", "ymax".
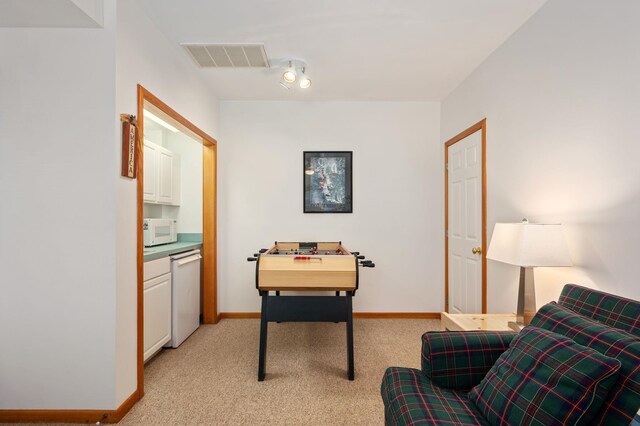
[{"xmin": 121, "ymin": 114, "xmax": 138, "ymax": 178}]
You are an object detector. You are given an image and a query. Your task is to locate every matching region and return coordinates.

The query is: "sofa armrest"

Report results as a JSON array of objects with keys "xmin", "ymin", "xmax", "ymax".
[{"xmin": 421, "ymin": 330, "xmax": 516, "ymax": 390}]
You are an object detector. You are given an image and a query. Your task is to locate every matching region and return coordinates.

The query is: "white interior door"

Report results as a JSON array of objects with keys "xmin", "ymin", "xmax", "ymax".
[{"xmin": 448, "ymin": 130, "xmax": 483, "ymax": 314}]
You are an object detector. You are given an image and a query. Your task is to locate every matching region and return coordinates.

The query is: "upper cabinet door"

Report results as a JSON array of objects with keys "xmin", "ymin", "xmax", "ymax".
[
  {"xmin": 143, "ymin": 140, "xmax": 158, "ymax": 203},
  {"xmin": 143, "ymin": 141, "xmax": 180, "ymax": 206},
  {"xmin": 157, "ymin": 146, "xmax": 174, "ymax": 204}
]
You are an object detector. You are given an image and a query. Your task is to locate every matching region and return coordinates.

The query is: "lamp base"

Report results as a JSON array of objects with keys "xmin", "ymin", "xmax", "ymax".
[
  {"xmin": 508, "ymin": 321, "xmax": 524, "ymax": 332},
  {"xmin": 516, "ymin": 266, "xmax": 537, "ymax": 328}
]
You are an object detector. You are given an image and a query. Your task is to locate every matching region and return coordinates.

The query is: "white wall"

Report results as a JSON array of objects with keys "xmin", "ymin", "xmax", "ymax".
[
  {"xmin": 0, "ymin": 0, "xmax": 219, "ymax": 410},
  {"xmin": 0, "ymin": 2, "xmax": 117, "ymax": 409},
  {"xmin": 115, "ymin": 0, "xmax": 219, "ymax": 405},
  {"xmin": 441, "ymin": 0, "xmax": 640, "ymax": 312},
  {"xmin": 219, "ymin": 101, "xmax": 441, "ymax": 313}
]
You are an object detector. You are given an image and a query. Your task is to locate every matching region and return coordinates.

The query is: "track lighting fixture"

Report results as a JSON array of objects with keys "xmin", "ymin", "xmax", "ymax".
[{"xmin": 280, "ymin": 60, "xmax": 312, "ymax": 90}]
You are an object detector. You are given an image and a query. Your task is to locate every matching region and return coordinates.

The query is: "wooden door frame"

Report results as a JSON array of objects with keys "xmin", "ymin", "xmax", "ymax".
[
  {"xmin": 136, "ymin": 85, "xmax": 218, "ymax": 398},
  {"xmin": 444, "ymin": 119, "xmax": 487, "ymax": 314}
]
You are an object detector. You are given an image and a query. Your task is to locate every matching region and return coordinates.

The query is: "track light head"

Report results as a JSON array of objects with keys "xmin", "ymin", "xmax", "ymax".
[
  {"xmin": 282, "ymin": 61, "xmax": 297, "ymax": 84},
  {"xmin": 299, "ymin": 78, "xmax": 311, "ymax": 89},
  {"xmin": 282, "ymin": 70, "xmax": 296, "ymax": 84},
  {"xmin": 299, "ymin": 68, "xmax": 311, "ymax": 89}
]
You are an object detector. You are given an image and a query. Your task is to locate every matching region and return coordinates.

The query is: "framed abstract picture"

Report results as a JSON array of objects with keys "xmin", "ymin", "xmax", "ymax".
[{"xmin": 303, "ymin": 151, "xmax": 353, "ymax": 213}]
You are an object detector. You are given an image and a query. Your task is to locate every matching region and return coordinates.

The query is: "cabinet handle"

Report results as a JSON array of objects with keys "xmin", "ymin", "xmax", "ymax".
[{"xmin": 176, "ymin": 255, "xmax": 202, "ymax": 266}]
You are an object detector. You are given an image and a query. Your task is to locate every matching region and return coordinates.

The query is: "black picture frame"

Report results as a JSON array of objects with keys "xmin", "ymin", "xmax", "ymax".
[{"xmin": 304, "ymin": 151, "xmax": 353, "ymax": 213}]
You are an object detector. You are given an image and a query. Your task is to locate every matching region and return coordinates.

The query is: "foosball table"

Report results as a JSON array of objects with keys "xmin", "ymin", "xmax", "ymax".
[{"xmin": 247, "ymin": 241, "xmax": 375, "ymax": 381}]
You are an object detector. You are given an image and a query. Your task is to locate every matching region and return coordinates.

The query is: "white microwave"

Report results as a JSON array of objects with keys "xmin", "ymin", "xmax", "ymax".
[{"xmin": 143, "ymin": 218, "xmax": 177, "ymax": 247}]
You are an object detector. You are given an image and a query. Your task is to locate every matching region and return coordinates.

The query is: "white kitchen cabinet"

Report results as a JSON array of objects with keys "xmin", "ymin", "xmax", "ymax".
[
  {"xmin": 143, "ymin": 257, "xmax": 172, "ymax": 362},
  {"xmin": 143, "ymin": 140, "xmax": 157, "ymax": 203},
  {"xmin": 143, "ymin": 140, "xmax": 181, "ymax": 206},
  {"xmin": 157, "ymin": 148, "xmax": 174, "ymax": 204}
]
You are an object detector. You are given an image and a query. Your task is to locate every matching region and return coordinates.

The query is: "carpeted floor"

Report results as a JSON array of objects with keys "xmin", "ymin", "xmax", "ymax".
[{"xmin": 119, "ymin": 318, "xmax": 440, "ymax": 425}]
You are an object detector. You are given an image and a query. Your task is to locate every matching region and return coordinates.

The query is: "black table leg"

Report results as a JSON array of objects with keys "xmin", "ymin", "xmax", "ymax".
[
  {"xmin": 258, "ymin": 292, "xmax": 269, "ymax": 381},
  {"xmin": 258, "ymin": 292, "xmax": 355, "ymax": 381},
  {"xmin": 346, "ymin": 291, "xmax": 354, "ymax": 380}
]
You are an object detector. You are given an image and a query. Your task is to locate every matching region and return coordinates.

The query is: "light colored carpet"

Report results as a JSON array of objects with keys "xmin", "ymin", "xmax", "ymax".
[{"xmin": 120, "ymin": 318, "xmax": 440, "ymax": 425}]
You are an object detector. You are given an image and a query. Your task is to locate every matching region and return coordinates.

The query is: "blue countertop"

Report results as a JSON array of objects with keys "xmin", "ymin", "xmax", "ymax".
[{"xmin": 143, "ymin": 241, "xmax": 202, "ymax": 262}]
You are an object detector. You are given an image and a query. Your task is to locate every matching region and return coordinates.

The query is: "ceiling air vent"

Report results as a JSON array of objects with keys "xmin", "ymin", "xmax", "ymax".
[{"xmin": 182, "ymin": 43, "xmax": 270, "ymax": 68}]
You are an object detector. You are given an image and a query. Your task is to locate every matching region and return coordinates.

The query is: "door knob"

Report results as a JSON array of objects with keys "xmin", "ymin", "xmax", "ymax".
[{"xmin": 472, "ymin": 247, "xmax": 482, "ymax": 255}]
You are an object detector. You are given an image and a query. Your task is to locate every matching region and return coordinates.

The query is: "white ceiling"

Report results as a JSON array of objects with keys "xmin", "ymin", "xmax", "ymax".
[
  {"xmin": 136, "ymin": 0, "xmax": 547, "ymax": 101},
  {"xmin": 0, "ymin": 0, "xmax": 104, "ymax": 28}
]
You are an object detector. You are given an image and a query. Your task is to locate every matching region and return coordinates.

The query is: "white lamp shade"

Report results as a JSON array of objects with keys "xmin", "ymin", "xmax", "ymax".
[{"xmin": 487, "ymin": 222, "xmax": 572, "ymax": 267}]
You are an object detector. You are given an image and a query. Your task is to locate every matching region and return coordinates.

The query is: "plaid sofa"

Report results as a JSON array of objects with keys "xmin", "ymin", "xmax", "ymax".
[{"xmin": 381, "ymin": 284, "xmax": 640, "ymax": 425}]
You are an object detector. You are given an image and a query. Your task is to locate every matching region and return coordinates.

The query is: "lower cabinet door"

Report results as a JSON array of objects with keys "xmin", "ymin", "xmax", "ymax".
[{"xmin": 143, "ymin": 272, "xmax": 172, "ymax": 362}]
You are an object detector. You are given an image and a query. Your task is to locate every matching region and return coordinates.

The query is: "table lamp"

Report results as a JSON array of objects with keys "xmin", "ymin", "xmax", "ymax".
[{"xmin": 487, "ymin": 219, "xmax": 572, "ymax": 331}]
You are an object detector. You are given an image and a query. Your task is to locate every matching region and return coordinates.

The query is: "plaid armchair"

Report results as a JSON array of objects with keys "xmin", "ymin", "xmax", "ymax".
[{"xmin": 381, "ymin": 284, "xmax": 640, "ymax": 425}]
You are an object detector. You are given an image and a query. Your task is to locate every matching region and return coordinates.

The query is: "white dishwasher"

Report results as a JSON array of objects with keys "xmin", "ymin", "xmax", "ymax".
[{"xmin": 166, "ymin": 249, "xmax": 202, "ymax": 348}]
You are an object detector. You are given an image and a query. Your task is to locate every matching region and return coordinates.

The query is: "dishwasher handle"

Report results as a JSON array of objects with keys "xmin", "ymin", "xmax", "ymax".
[{"xmin": 175, "ymin": 254, "xmax": 202, "ymax": 266}]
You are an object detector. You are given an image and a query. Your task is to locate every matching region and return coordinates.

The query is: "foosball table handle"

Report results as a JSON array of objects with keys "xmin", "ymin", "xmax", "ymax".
[
  {"xmin": 356, "ymin": 255, "xmax": 365, "ymax": 260},
  {"xmin": 247, "ymin": 257, "xmax": 258, "ymax": 262}
]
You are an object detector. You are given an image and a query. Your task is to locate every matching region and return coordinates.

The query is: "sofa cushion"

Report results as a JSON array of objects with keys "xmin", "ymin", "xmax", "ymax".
[
  {"xmin": 469, "ymin": 327, "xmax": 621, "ymax": 426},
  {"xmin": 530, "ymin": 301, "xmax": 640, "ymax": 425},
  {"xmin": 381, "ymin": 367, "xmax": 489, "ymax": 425},
  {"xmin": 558, "ymin": 284, "xmax": 640, "ymax": 337},
  {"xmin": 421, "ymin": 330, "xmax": 515, "ymax": 391}
]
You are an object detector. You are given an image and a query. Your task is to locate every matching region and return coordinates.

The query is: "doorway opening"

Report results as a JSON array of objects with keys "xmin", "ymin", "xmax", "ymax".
[
  {"xmin": 444, "ymin": 119, "xmax": 487, "ymax": 314},
  {"xmin": 136, "ymin": 85, "xmax": 217, "ymax": 397}
]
